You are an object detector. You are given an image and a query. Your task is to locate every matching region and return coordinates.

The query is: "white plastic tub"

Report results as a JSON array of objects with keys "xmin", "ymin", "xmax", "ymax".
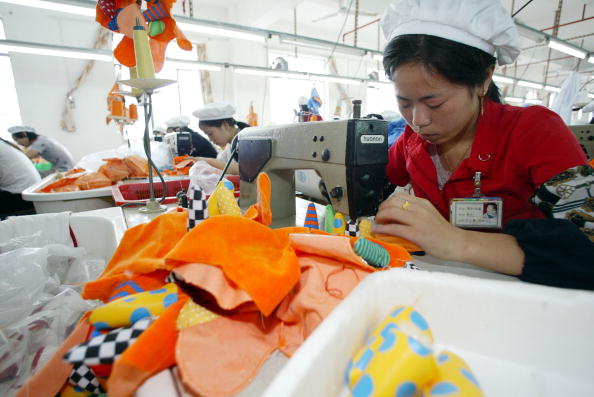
[
  {"xmin": 70, "ymin": 207, "xmax": 126, "ymax": 261},
  {"xmin": 21, "ymin": 173, "xmax": 115, "ymax": 214},
  {"xmin": 264, "ymin": 269, "xmax": 594, "ymax": 397}
]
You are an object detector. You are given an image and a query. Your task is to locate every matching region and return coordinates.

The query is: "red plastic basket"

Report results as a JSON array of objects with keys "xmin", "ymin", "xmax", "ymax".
[{"xmin": 111, "ymin": 176, "xmax": 240, "ymax": 206}]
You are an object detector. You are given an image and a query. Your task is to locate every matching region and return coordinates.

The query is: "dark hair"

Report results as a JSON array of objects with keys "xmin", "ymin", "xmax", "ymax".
[
  {"xmin": 11, "ymin": 130, "xmax": 39, "ymax": 141},
  {"xmin": 383, "ymin": 35, "xmax": 501, "ymax": 103},
  {"xmin": 199, "ymin": 118, "xmax": 249, "ymax": 131}
]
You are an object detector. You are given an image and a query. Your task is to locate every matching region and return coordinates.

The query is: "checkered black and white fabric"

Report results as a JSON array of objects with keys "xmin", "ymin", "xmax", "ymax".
[
  {"xmin": 68, "ymin": 364, "xmax": 103, "ymax": 395},
  {"xmin": 64, "ymin": 317, "xmax": 152, "ymax": 366},
  {"xmin": 404, "ymin": 261, "xmax": 420, "ymax": 270},
  {"xmin": 187, "ymin": 185, "xmax": 209, "ymax": 231},
  {"xmin": 344, "ymin": 221, "xmax": 360, "ymax": 237}
]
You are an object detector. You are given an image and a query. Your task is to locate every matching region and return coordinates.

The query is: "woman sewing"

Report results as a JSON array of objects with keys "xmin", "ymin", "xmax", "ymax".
[
  {"xmin": 374, "ymin": 0, "xmax": 593, "ymax": 289},
  {"xmin": 10, "ymin": 126, "xmax": 74, "ymax": 172},
  {"xmin": 191, "ymin": 102, "xmax": 249, "ymax": 175}
]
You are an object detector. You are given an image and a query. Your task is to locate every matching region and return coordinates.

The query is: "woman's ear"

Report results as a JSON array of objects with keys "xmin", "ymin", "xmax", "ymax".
[{"xmin": 482, "ymin": 65, "xmax": 495, "ymax": 96}]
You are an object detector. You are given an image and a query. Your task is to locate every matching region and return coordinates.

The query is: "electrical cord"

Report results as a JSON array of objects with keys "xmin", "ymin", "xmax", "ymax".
[{"xmin": 326, "ymin": 0, "xmax": 356, "ymax": 66}]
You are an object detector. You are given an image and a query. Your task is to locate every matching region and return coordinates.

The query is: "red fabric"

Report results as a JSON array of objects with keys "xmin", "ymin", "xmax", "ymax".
[{"xmin": 386, "ymin": 100, "xmax": 587, "ymax": 226}]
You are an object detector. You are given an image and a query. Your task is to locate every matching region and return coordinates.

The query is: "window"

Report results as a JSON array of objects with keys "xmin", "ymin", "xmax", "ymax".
[
  {"xmin": 0, "ymin": 19, "xmax": 23, "ymax": 141},
  {"xmin": 268, "ymin": 53, "xmax": 328, "ymax": 124}
]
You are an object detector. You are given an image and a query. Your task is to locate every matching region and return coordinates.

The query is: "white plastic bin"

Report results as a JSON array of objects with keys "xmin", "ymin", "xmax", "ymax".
[
  {"xmin": 21, "ymin": 173, "xmax": 114, "ymax": 214},
  {"xmin": 264, "ymin": 269, "xmax": 594, "ymax": 397}
]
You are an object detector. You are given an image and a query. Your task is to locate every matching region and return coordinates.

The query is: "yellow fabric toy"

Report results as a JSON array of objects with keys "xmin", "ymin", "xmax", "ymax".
[
  {"xmin": 176, "ymin": 299, "xmax": 219, "ymax": 329},
  {"xmin": 89, "ymin": 283, "xmax": 178, "ymax": 330},
  {"xmin": 346, "ymin": 305, "xmax": 484, "ymax": 397}
]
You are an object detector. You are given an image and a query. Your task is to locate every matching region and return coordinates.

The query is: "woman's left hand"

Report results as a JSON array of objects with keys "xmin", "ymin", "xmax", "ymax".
[{"xmin": 373, "ymin": 193, "xmax": 466, "ymax": 260}]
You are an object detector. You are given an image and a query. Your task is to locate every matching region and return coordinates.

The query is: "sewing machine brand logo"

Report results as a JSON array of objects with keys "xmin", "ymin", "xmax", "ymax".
[{"xmin": 360, "ymin": 135, "xmax": 385, "ymax": 144}]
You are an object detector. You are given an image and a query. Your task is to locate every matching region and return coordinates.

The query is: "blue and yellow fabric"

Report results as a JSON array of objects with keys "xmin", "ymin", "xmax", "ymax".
[
  {"xmin": 347, "ymin": 306, "xmax": 436, "ymax": 397},
  {"xmin": 346, "ymin": 306, "xmax": 483, "ymax": 397},
  {"xmin": 332, "ymin": 212, "xmax": 346, "ymax": 235},
  {"xmin": 423, "ymin": 351, "xmax": 483, "ymax": 397},
  {"xmin": 208, "ymin": 180, "xmax": 238, "ymax": 216},
  {"xmin": 89, "ymin": 283, "xmax": 178, "ymax": 330}
]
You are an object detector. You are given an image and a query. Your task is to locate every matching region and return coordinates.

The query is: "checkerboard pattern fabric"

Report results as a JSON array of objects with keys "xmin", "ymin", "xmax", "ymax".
[
  {"xmin": 404, "ymin": 261, "xmax": 420, "ymax": 270},
  {"xmin": 344, "ymin": 220, "xmax": 360, "ymax": 237},
  {"xmin": 68, "ymin": 363, "xmax": 104, "ymax": 395},
  {"xmin": 64, "ymin": 317, "xmax": 152, "ymax": 366},
  {"xmin": 187, "ymin": 185, "xmax": 209, "ymax": 231}
]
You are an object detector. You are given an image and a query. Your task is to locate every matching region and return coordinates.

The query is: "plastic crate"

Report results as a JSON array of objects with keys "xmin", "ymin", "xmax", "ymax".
[{"xmin": 112, "ymin": 176, "xmax": 240, "ymax": 206}]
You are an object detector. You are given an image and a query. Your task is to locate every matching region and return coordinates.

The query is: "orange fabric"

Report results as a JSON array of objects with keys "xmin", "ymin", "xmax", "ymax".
[
  {"xmin": 37, "ymin": 176, "xmax": 80, "ymax": 193},
  {"xmin": 589, "ymin": 158, "xmax": 594, "ymax": 167},
  {"xmin": 373, "ymin": 234, "xmax": 423, "ymax": 253},
  {"xmin": 16, "ymin": 315, "xmax": 91, "ymax": 397},
  {"xmin": 123, "ymin": 155, "xmax": 148, "ymax": 177},
  {"xmin": 243, "ymin": 173, "xmax": 272, "ymax": 226},
  {"xmin": 177, "ymin": 312, "xmax": 280, "ymax": 397},
  {"xmin": 166, "ymin": 215, "xmax": 300, "ymax": 316},
  {"xmin": 173, "ymin": 263, "xmax": 253, "ymax": 311},
  {"xmin": 99, "ymin": 158, "xmax": 130, "ymax": 183},
  {"xmin": 75, "ymin": 172, "xmax": 112, "ymax": 190},
  {"xmin": 107, "ymin": 294, "xmax": 188, "ymax": 397},
  {"xmin": 82, "ymin": 212, "xmax": 188, "ymax": 301}
]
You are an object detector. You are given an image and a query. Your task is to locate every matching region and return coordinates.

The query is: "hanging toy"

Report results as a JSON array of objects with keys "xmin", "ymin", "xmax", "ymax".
[{"xmin": 304, "ymin": 203, "xmax": 319, "ymax": 229}]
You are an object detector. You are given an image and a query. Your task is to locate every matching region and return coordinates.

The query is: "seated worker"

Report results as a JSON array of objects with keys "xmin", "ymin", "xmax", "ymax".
[
  {"xmin": 0, "ymin": 137, "xmax": 41, "ymax": 217},
  {"xmin": 153, "ymin": 125, "xmax": 167, "ymax": 142},
  {"xmin": 374, "ymin": 0, "xmax": 593, "ymax": 290},
  {"xmin": 165, "ymin": 116, "xmax": 218, "ymax": 158},
  {"xmin": 9, "ymin": 126, "xmax": 74, "ymax": 172},
  {"xmin": 192, "ymin": 102, "xmax": 250, "ymax": 175}
]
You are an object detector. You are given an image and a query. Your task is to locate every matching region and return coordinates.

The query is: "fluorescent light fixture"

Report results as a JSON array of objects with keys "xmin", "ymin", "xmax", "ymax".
[
  {"xmin": 165, "ymin": 59, "xmax": 221, "ymax": 71},
  {"xmin": 492, "ymin": 75, "xmax": 514, "ymax": 84},
  {"xmin": 373, "ymin": 54, "xmax": 383, "ymax": 62},
  {"xmin": 177, "ymin": 22, "xmax": 265, "ymax": 42},
  {"xmin": 280, "ymin": 38, "xmax": 331, "ymax": 51},
  {"xmin": 588, "ymin": 56, "xmax": 594, "ymax": 64},
  {"xmin": 504, "ymin": 97, "xmax": 524, "ymax": 103},
  {"xmin": 234, "ymin": 67, "xmax": 307, "ymax": 80},
  {"xmin": 517, "ymin": 80, "xmax": 543, "ymax": 89},
  {"xmin": 548, "ymin": 39, "xmax": 587, "ymax": 59},
  {"xmin": 525, "ymin": 99, "xmax": 543, "ymax": 105},
  {"xmin": 0, "ymin": 0, "xmax": 95, "ymax": 16},
  {"xmin": 545, "ymin": 85, "xmax": 561, "ymax": 93},
  {"xmin": 0, "ymin": 40, "xmax": 112, "ymax": 61}
]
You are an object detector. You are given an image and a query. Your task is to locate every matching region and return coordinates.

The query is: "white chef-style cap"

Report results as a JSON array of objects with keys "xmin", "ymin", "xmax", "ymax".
[
  {"xmin": 165, "ymin": 116, "xmax": 190, "ymax": 128},
  {"xmin": 192, "ymin": 102, "xmax": 236, "ymax": 121},
  {"xmin": 8, "ymin": 125, "xmax": 37, "ymax": 134},
  {"xmin": 380, "ymin": 0, "xmax": 520, "ymax": 65},
  {"xmin": 153, "ymin": 125, "xmax": 167, "ymax": 134}
]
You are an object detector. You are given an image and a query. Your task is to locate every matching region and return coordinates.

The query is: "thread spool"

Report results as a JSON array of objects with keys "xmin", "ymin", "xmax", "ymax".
[
  {"xmin": 132, "ymin": 17, "xmax": 155, "ymax": 79},
  {"xmin": 128, "ymin": 104, "xmax": 138, "ymax": 120},
  {"xmin": 354, "ymin": 237, "xmax": 390, "ymax": 268},
  {"xmin": 352, "ymin": 99, "xmax": 362, "ymax": 119}
]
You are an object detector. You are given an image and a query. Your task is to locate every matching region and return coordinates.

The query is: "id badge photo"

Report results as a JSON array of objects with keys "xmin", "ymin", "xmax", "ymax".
[{"xmin": 450, "ymin": 197, "xmax": 503, "ymax": 229}]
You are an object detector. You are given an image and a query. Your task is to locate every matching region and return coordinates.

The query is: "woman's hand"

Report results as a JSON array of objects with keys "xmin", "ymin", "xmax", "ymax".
[
  {"xmin": 373, "ymin": 193, "xmax": 466, "ymax": 260},
  {"xmin": 374, "ymin": 193, "xmax": 525, "ymax": 275}
]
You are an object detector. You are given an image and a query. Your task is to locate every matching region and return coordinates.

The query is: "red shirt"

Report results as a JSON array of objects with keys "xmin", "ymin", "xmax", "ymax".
[{"xmin": 386, "ymin": 100, "xmax": 587, "ymax": 226}]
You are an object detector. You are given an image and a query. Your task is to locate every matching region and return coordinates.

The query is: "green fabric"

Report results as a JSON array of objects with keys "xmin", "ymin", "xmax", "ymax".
[
  {"xmin": 149, "ymin": 20, "xmax": 165, "ymax": 37},
  {"xmin": 324, "ymin": 205, "xmax": 335, "ymax": 233}
]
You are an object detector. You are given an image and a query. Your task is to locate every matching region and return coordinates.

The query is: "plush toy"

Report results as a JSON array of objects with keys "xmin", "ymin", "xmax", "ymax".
[{"xmin": 96, "ymin": 0, "xmax": 192, "ymax": 72}]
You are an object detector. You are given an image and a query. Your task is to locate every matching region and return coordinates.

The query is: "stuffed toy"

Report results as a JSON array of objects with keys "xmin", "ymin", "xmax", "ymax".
[{"xmin": 96, "ymin": 0, "xmax": 192, "ymax": 72}]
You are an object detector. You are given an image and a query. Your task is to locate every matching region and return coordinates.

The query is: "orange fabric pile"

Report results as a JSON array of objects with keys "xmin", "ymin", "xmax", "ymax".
[
  {"xmin": 164, "ymin": 155, "xmax": 196, "ymax": 176},
  {"xmin": 37, "ymin": 155, "xmax": 149, "ymax": 193},
  {"xmin": 21, "ymin": 173, "xmax": 417, "ymax": 397}
]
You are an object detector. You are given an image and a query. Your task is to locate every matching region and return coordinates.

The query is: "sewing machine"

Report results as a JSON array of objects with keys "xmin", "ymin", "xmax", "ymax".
[
  {"xmin": 238, "ymin": 119, "xmax": 388, "ymax": 226},
  {"xmin": 163, "ymin": 131, "xmax": 192, "ymax": 157}
]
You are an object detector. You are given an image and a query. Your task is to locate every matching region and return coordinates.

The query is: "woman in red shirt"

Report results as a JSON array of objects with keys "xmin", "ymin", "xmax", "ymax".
[{"xmin": 374, "ymin": 0, "xmax": 593, "ymax": 288}]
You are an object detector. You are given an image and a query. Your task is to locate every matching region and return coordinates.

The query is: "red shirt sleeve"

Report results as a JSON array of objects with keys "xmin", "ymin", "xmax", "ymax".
[
  {"xmin": 513, "ymin": 107, "xmax": 587, "ymax": 188},
  {"xmin": 386, "ymin": 128, "xmax": 411, "ymax": 186}
]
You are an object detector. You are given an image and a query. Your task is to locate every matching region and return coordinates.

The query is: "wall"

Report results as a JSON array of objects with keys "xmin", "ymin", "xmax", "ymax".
[{"xmin": 0, "ymin": 3, "xmax": 124, "ymax": 162}]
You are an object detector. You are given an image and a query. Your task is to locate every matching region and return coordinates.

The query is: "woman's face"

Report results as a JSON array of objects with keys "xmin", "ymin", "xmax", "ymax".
[
  {"xmin": 12, "ymin": 134, "xmax": 30, "ymax": 147},
  {"xmin": 201, "ymin": 124, "xmax": 234, "ymax": 148},
  {"xmin": 392, "ymin": 63, "xmax": 481, "ymax": 145}
]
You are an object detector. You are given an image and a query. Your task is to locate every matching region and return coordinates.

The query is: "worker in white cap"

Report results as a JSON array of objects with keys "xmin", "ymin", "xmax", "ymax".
[
  {"xmin": 373, "ymin": 0, "xmax": 591, "ymax": 288},
  {"xmin": 164, "ymin": 116, "xmax": 217, "ymax": 158},
  {"xmin": 192, "ymin": 102, "xmax": 250, "ymax": 175},
  {"xmin": 0, "ymin": 137, "xmax": 41, "ymax": 217},
  {"xmin": 153, "ymin": 125, "xmax": 167, "ymax": 141},
  {"xmin": 9, "ymin": 126, "xmax": 74, "ymax": 172}
]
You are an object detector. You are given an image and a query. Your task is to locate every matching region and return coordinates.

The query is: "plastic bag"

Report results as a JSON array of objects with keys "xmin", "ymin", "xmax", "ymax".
[
  {"xmin": 189, "ymin": 160, "xmax": 224, "ymax": 195},
  {"xmin": 551, "ymin": 71, "xmax": 580, "ymax": 124}
]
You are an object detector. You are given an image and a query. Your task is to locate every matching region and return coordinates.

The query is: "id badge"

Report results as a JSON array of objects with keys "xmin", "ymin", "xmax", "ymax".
[{"xmin": 450, "ymin": 197, "xmax": 503, "ymax": 229}]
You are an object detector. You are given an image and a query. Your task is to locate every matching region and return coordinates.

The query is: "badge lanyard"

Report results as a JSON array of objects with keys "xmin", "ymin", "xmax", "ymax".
[{"xmin": 450, "ymin": 171, "xmax": 503, "ymax": 229}]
